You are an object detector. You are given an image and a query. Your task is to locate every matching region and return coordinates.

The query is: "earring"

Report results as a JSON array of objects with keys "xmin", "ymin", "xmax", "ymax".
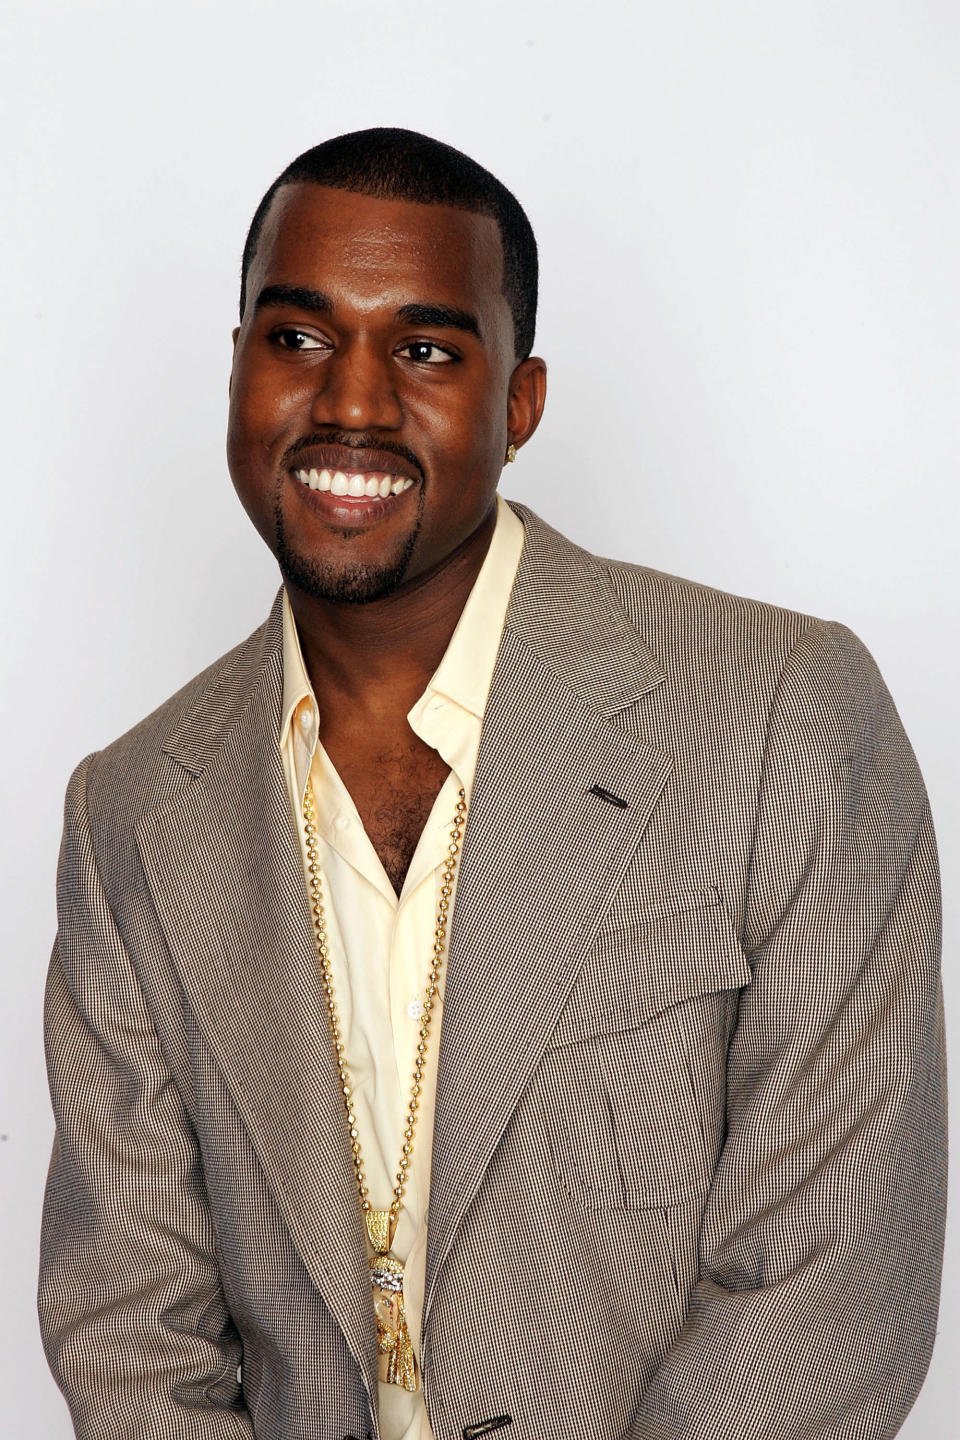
[{"xmin": 505, "ymin": 443, "xmax": 517, "ymax": 464}]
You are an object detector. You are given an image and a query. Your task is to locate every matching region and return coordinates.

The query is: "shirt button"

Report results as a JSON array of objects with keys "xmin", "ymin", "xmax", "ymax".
[
  {"xmin": 407, "ymin": 999, "xmax": 425, "ymax": 1020},
  {"xmin": 299, "ymin": 704, "xmax": 313, "ymax": 733}
]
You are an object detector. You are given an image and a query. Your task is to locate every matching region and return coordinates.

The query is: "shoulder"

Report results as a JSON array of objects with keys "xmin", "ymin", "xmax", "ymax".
[
  {"xmin": 597, "ymin": 550, "xmax": 918, "ymax": 783},
  {"xmin": 601, "ymin": 551, "xmax": 822, "ymax": 664},
  {"xmin": 607, "ymin": 551, "xmax": 885, "ymax": 697},
  {"xmin": 510, "ymin": 506, "xmax": 907, "ymax": 783},
  {"xmin": 607, "ymin": 549, "xmax": 899, "ymax": 727},
  {"xmin": 69, "ymin": 594, "xmax": 282, "ymax": 837},
  {"xmin": 514, "ymin": 502, "xmax": 862, "ymax": 694}
]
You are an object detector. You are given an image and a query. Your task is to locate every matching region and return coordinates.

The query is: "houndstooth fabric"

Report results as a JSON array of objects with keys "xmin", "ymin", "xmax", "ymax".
[{"xmin": 39, "ymin": 504, "xmax": 945, "ymax": 1440}]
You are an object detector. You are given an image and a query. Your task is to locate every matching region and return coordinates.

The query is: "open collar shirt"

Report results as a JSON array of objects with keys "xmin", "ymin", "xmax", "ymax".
[{"xmin": 279, "ymin": 495, "xmax": 525, "ymax": 1440}]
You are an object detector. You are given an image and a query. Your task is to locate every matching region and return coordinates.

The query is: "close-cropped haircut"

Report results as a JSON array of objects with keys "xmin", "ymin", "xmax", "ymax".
[{"xmin": 239, "ymin": 128, "xmax": 538, "ymax": 361}]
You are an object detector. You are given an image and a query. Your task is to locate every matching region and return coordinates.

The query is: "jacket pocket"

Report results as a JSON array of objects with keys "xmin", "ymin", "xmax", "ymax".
[{"xmin": 538, "ymin": 890, "xmax": 750, "ymax": 1210}]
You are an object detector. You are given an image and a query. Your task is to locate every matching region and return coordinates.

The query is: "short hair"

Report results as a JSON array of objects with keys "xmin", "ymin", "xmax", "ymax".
[{"xmin": 239, "ymin": 128, "xmax": 538, "ymax": 361}]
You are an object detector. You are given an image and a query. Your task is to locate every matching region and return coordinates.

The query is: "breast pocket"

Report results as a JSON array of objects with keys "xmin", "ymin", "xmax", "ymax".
[{"xmin": 538, "ymin": 888, "xmax": 751, "ymax": 1211}]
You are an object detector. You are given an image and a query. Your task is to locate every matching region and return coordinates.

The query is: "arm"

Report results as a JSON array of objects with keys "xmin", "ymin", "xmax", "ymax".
[
  {"xmin": 633, "ymin": 621, "xmax": 946, "ymax": 1440},
  {"xmin": 39, "ymin": 756, "xmax": 255, "ymax": 1440}
]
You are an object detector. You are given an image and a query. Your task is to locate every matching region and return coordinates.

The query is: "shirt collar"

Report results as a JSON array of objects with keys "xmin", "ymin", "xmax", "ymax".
[
  {"xmin": 280, "ymin": 590, "xmax": 316, "ymax": 754},
  {"xmin": 280, "ymin": 493, "xmax": 525, "ymax": 800},
  {"xmin": 412, "ymin": 493, "xmax": 524, "ymax": 723}
]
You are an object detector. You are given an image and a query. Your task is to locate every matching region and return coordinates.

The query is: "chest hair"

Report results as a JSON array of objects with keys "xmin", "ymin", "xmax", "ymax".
[{"xmin": 329, "ymin": 735, "xmax": 451, "ymax": 896}]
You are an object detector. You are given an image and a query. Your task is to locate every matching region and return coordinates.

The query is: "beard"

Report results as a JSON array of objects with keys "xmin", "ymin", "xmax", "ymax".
[{"xmin": 273, "ymin": 485, "xmax": 424, "ymax": 604}]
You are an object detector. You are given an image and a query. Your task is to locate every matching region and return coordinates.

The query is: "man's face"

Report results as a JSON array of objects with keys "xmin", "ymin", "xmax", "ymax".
[{"xmin": 227, "ymin": 183, "xmax": 539, "ymax": 604}]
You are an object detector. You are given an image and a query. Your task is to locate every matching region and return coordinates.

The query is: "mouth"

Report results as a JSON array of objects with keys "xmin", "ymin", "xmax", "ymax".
[
  {"xmin": 293, "ymin": 466, "xmax": 416, "ymax": 499},
  {"xmin": 286, "ymin": 462, "xmax": 420, "ymax": 530},
  {"xmin": 284, "ymin": 441, "xmax": 422, "ymax": 522}
]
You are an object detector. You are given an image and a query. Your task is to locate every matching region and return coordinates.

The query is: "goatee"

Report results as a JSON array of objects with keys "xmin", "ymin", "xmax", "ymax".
[{"xmin": 274, "ymin": 492, "xmax": 422, "ymax": 604}]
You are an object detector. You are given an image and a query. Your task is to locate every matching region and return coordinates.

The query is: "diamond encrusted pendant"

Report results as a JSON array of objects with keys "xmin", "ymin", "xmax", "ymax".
[{"xmin": 366, "ymin": 1209, "xmax": 418, "ymax": 1391}]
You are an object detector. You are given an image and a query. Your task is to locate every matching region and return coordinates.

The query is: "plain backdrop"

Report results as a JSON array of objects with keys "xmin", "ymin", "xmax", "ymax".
[{"xmin": 1, "ymin": 2, "xmax": 956, "ymax": 1436}]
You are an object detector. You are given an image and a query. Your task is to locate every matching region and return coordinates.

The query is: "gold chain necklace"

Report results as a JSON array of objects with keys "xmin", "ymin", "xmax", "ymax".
[{"xmin": 301, "ymin": 780, "xmax": 467, "ymax": 1392}]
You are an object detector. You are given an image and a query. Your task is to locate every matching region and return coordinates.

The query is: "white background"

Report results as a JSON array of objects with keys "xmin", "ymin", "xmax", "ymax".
[{"xmin": 1, "ymin": 2, "xmax": 956, "ymax": 1435}]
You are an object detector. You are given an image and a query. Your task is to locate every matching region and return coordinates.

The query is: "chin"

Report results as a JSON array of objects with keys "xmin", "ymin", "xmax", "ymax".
[{"xmin": 276, "ymin": 531, "xmax": 419, "ymax": 606}]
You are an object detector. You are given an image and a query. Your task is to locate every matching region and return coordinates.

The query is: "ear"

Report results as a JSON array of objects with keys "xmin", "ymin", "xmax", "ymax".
[
  {"xmin": 505, "ymin": 356, "xmax": 547, "ymax": 454},
  {"xmin": 228, "ymin": 326, "xmax": 240, "ymax": 397}
]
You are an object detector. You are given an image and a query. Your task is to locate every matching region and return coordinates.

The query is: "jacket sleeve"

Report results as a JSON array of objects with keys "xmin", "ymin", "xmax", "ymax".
[
  {"xmin": 632, "ymin": 621, "xmax": 946, "ymax": 1440},
  {"xmin": 38, "ymin": 755, "xmax": 256, "ymax": 1440}
]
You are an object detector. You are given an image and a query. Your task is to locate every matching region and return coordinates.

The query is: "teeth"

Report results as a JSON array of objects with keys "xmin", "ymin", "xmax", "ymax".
[{"xmin": 295, "ymin": 467, "xmax": 415, "ymax": 498}]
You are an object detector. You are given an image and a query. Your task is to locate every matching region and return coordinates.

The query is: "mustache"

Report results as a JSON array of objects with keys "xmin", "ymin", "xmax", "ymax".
[{"xmin": 283, "ymin": 432, "xmax": 425, "ymax": 480}]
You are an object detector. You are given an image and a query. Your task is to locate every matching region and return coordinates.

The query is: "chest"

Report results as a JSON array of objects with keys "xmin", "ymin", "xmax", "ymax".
[{"xmin": 320, "ymin": 723, "xmax": 451, "ymax": 894}]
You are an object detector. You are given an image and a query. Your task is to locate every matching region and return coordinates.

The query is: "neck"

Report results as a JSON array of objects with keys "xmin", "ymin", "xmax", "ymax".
[{"xmin": 286, "ymin": 507, "xmax": 497, "ymax": 719}]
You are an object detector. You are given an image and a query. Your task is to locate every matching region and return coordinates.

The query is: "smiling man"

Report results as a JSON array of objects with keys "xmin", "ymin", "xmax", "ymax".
[{"xmin": 40, "ymin": 130, "xmax": 945, "ymax": 1440}]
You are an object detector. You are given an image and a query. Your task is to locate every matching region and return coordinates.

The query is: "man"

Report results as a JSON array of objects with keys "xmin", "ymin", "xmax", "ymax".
[{"xmin": 39, "ymin": 129, "xmax": 945, "ymax": 1440}]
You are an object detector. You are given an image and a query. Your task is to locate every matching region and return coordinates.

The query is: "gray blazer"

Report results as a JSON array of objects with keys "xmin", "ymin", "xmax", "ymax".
[{"xmin": 39, "ymin": 505, "xmax": 946, "ymax": 1440}]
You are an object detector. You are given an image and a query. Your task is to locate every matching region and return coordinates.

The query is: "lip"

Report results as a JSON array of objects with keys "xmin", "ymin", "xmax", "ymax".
[
  {"xmin": 287, "ymin": 443, "xmax": 421, "ymax": 484},
  {"xmin": 289, "ymin": 472, "xmax": 418, "ymax": 527}
]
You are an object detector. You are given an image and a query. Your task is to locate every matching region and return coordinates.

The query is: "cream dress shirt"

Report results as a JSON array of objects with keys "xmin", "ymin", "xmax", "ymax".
[{"xmin": 279, "ymin": 495, "xmax": 525, "ymax": 1440}]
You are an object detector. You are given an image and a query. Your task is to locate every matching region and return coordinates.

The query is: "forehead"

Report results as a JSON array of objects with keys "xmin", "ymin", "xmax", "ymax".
[{"xmin": 248, "ymin": 183, "xmax": 507, "ymax": 319}]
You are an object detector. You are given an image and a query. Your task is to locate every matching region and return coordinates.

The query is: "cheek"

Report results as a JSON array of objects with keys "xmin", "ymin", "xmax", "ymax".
[
  {"xmin": 226, "ymin": 448, "xmax": 277, "ymax": 545},
  {"xmin": 228, "ymin": 356, "xmax": 312, "ymax": 445},
  {"xmin": 418, "ymin": 385, "xmax": 502, "ymax": 461},
  {"xmin": 225, "ymin": 382, "xmax": 290, "ymax": 533}
]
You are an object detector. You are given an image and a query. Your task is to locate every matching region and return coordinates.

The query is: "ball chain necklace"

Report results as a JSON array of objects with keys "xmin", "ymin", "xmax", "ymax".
[{"xmin": 301, "ymin": 779, "xmax": 467, "ymax": 1392}]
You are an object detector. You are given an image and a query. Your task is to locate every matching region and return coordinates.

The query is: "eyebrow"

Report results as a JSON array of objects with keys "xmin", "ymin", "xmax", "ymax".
[
  {"xmin": 254, "ymin": 284, "xmax": 333, "ymax": 316},
  {"xmin": 394, "ymin": 303, "xmax": 482, "ymax": 341},
  {"xmin": 253, "ymin": 285, "xmax": 482, "ymax": 340}
]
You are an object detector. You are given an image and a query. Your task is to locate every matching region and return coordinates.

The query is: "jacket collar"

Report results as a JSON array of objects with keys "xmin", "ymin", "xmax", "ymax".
[
  {"xmin": 160, "ymin": 501, "xmax": 665, "ymax": 778},
  {"xmin": 503, "ymin": 501, "xmax": 665, "ymax": 712}
]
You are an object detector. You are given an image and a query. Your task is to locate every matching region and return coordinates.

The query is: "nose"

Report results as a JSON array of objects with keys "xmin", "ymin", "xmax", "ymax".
[{"xmin": 310, "ymin": 339, "xmax": 403, "ymax": 432}]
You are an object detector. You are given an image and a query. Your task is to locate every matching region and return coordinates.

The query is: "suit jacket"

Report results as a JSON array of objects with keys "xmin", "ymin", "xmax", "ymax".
[{"xmin": 39, "ymin": 504, "xmax": 946, "ymax": 1440}]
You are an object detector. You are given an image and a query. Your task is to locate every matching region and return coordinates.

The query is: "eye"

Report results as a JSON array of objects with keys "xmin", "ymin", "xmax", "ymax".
[
  {"xmin": 271, "ymin": 327, "xmax": 328, "ymax": 351},
  {"xmin": 398, "ymin": 340, "xmax": 456, "ymax": 365}
]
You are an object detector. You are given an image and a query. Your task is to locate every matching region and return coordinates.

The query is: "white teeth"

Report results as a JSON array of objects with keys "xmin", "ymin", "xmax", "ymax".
[{"xmin": 297, "ymin": 466, "xmax": 414, "ymax": 499}]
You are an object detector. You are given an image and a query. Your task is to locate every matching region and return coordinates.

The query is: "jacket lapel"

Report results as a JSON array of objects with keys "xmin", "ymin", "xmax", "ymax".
[
  {"xmin": 134, "ymin": 613, "xmax": 379, "ymax": 1408},
  {"xmin": 424, "ymin": 507, "xmax": 673, "ymax": 1323}
]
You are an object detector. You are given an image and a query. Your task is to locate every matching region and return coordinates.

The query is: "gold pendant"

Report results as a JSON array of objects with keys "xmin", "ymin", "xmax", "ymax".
[{"xmin": 365, "ymin": 1209, "xmax": 419, "ymax": 1392}]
